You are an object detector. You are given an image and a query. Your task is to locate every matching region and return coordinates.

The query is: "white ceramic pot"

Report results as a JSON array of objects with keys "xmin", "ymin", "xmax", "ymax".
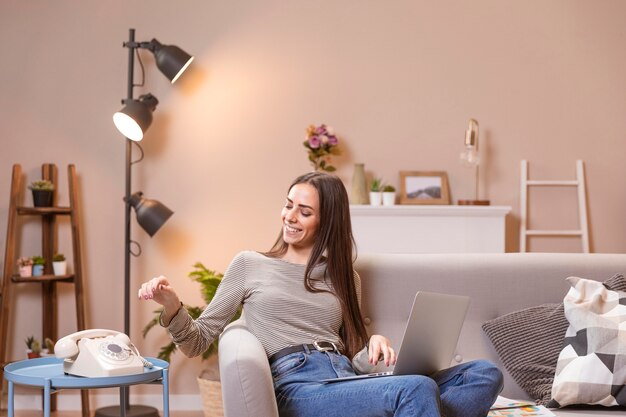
[
  {"xmin": 53, "ymin": 261, "xmax": 67, "ymax": 275},
  {"xmin": 382, "ymin": 192, "xmax": 396, "ymax": 206},
  {"xmin": 369, "ymin": 192, "xmax": 382, "ymax": 206}
]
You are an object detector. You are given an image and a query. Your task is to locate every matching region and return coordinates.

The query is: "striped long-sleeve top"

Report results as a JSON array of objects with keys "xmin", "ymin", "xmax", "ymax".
[{"xmin": 163, "ymin": 251, "xmax": 368, "ymax": 364}]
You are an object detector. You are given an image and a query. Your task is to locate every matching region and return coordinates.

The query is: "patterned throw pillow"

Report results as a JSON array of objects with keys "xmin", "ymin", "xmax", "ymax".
[
  {"xmin": 482, "ymin": 274, "xmax": 626, "ymax": 406},
  {"xmin": 549, "ymin": 276, "xmax": 626, "ymax": 407}
]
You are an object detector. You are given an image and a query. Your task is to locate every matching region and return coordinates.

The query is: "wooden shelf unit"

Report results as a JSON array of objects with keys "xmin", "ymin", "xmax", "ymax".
[{"xmin": 0, "ymin": 163, "xmax": 89, "ymax": 417}]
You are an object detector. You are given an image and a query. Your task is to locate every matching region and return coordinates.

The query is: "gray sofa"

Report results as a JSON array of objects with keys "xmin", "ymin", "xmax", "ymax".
[{"xmin": 218, "ymin": 253, "xmax": 626, "ymax": 417}]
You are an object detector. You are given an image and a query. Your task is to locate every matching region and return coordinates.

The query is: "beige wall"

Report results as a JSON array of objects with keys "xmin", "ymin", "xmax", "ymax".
[{"xmin": 1, "ymin": 0, "xmax": 625, "ymax": 401}]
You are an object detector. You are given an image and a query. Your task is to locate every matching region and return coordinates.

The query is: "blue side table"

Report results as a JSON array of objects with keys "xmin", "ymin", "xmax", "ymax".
[{"xmin": 3, "ymin": 357, "xmax": 169, "ymax": 417}]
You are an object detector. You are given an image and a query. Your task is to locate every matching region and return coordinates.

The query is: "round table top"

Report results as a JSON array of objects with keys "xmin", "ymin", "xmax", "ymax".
[{"xmin": 4, "ymin": 356, "xmax": 168, "ymax": 389}]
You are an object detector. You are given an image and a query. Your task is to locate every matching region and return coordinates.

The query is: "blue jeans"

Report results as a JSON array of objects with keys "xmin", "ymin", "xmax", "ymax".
[{"xmin": 271, "ymin": 348, "xmax": 503, "ymax": 417}]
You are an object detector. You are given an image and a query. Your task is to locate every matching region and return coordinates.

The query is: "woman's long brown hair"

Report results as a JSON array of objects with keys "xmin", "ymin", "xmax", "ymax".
[{"xmin": 265, "ymin": 172, "xmax": 368, "ymax": 358}]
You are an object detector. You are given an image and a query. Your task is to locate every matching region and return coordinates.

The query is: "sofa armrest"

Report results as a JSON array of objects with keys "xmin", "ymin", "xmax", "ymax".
[{"xmin": 218, "ymin": 318, "xmax": 279, "ymax": 417}]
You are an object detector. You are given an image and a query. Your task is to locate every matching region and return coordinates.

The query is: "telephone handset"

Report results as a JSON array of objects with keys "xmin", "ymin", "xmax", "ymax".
[{"xmin": 55, "ymin": 329, "xmax": 153, "ymax": 377}]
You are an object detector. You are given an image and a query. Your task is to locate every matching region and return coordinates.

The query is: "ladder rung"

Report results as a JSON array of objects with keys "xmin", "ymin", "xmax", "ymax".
[
  {"xmin": 526, "ymin": 180, "xmax": 578, "ymax": 186},
  {"xmin": 17, "ymin": 206, "xmax": 72, "ymax": 215},
  {"xmin": 526, "ymin": 230, "xmax": 583, "ymax": 236}
]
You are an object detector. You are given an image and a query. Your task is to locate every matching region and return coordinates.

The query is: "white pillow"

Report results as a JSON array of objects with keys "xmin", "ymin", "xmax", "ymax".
[{"xmin": 550, "ymin": 276, "xmax": 626, "ymax": 407}]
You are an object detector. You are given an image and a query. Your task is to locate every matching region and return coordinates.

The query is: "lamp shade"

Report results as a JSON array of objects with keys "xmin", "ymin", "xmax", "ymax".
[
  {"xmin": 113, "ymin": 94, "xmax": 159, "ymax": 141},
  {"xmin": 150, "ymin": 39, "xmax": 194, "ymax": 83},
  {"xmin": 126, "ymin": 191, "xmax": 173, "ymax": 237}
]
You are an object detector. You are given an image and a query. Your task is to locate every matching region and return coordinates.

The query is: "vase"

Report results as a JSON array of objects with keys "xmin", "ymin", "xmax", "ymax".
[{"xmin": 351, "ymin": 163, "xmax": 368, "ymax": 205}]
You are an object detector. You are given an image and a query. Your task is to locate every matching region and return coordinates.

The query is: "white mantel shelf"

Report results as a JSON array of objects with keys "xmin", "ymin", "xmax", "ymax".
[{"xmin": 350, "ymin": 205, "xmax": 511, "ymax": 254}]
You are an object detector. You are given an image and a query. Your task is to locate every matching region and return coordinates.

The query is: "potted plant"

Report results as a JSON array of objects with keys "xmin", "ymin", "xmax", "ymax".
[
  {"xmin": 25, "ymin": 336, "xmax": 42, "ymax": 359},
  {"xmin": 382, "ymin": 184, "xmax": 396, "ymax": 206},
  {"xmin": 41, "ymin": 337, "xmax": 55, "ymax": 357},
  {"xmin": 303, "ymin": 123, "xmax": 341, "ymax": 172},
  {"xmin": 143, "ymin": 262, "xmax": 241, "ymax": 417},
  {"xmin": 52, "ymin": 253, "xmax": 67, "ymax": 275},
  {"xmin": 16, "ymin": 257, "xmax": 33, "ymax": 277},
  {"xmin": 369, "ymin": 177, "xmax": 384, "ymax": 206},
  {"xmin": 28, "ymin": 179, "xmax": 54, "ymax": 207},
  {"xmin": 31, "ymin": 255, "xmax": 45, "ymax": 276}
]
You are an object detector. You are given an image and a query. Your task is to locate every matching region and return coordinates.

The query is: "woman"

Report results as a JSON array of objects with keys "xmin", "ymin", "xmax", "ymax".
[{"xmin": 138, "ymin": 172, "xmax": 502, "ymax": 417}]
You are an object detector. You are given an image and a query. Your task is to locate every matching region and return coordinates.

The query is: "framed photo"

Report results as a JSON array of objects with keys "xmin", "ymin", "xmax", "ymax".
[{"xmin": 399, "ymin": 171, "xmax": 451, "ymax": 205}]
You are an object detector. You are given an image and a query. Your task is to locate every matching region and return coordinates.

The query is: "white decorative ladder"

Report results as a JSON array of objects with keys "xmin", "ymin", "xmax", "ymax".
[{"xmin": 520, "ymin": 160, "xmax": 590, "ymax": 253}]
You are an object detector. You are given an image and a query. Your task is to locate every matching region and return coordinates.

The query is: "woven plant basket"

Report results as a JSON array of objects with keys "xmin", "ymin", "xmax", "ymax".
[{"xmin": 197, "ymin": 375, "xmax": 224, "ymax": 417}]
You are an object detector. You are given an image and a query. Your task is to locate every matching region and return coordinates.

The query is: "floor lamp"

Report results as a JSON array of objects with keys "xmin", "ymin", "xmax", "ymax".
[{"xmin": 103, "ymin": 28, "xmax": 193, "ymax": 417}]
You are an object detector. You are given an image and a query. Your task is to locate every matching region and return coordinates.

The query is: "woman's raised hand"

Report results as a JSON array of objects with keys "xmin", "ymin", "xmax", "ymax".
[
  {"xmin": 137, "ymin": 275, "xmax": 181, "ymax": 313},
  {"xmin": 368, "ymin": 334, "xmax": 396, "ymax": 367}
]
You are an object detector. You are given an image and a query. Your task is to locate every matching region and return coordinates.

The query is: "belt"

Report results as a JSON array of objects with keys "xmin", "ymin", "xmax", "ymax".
[{"xmin": 269, "ymin": 341, "xmax": 339, "ymax": 364}]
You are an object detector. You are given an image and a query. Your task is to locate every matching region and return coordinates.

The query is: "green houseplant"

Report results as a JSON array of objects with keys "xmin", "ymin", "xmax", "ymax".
[
  {"xmin": 28, "ymin": 179, "xmax": 54, "ymax": 207},
  {"xmin": 369, "ymin": 177, "xmax": 384, "ymax": 206},
  {"xmin": 17, "ymin": 257, "xmax": 33, "ymax": 277},
  {"xmin": 382, "ymin": 184, "xmax": 396, "ymax": 206},
  {"xmin": 143, "ymin": 262, "xmax": 241, "ymax": 361},
  {"xmin": 31, "ymin": 255, "xmax": 45, "ymax": 276},
  {"xmin": 25, "ymin": 336, "xmax": 42, "ymax": 359},
  {"xmin": 52, "ymin": 253, "xmax": 67, "ymax": 275},
  {"xmin": 143, "ymin": 262, "xmax": 241, "ymax": 417}
]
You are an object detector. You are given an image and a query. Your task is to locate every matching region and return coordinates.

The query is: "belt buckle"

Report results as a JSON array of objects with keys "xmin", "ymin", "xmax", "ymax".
[{"xmin": 313, "ymin": 340, "xmax": 337, "ymax": 352}]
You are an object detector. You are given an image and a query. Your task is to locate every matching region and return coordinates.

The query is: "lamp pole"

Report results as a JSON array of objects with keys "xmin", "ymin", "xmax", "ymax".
[
  {"xmin": 95, "ymin": 28, "xmax": 160, "ymax": 417},
  {"xmin": 124, "ymin": 28, "xmax": 135, "ymax": 341}
]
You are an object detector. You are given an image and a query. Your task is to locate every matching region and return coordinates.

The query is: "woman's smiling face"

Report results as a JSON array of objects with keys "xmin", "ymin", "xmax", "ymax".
[{"xmin": 281, "ymin": 183, "xmax": 320, "ymax": 251}]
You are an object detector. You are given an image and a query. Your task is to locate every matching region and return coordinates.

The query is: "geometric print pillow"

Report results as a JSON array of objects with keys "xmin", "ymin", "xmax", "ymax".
[{"xmin": 549, "ymin": 276, "xmax": 626, "ymax": 407}]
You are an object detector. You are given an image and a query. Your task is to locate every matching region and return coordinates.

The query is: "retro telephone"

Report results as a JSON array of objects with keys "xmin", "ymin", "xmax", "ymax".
[{"xmin": 55, "ymin": 329, "xmax": 153, "ymax": 377}]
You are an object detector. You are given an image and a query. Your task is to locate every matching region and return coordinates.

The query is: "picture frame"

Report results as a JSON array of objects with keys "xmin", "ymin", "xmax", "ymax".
[{"xmin": 399, "ymin": 171, "xmax": 451, "ymax": 205}]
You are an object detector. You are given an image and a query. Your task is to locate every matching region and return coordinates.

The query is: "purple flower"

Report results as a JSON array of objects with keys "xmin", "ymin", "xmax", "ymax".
[
  {"xmin": 327, "ymin": 135, "xmax": 338, "ymax": 145},
  {"xmin": 308, "ymin": 135, "xmax": 321, "ymax": 149},
  {"xmin": 315, "ymin": 125, "xmax": 326, "ymax": 135}
]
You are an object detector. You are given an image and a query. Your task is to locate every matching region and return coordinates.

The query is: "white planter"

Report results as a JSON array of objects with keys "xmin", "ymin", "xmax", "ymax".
[
  {"xmin": 382, "ymin": 192, "xmax": 396, "ymax": 206},
  {"xmin": 53, "ymin": 261, "xmax": 67, "ymax": 275},
  {"xmin": 369, "ymin": 192, "xmax": 382, "ymax": 206}
]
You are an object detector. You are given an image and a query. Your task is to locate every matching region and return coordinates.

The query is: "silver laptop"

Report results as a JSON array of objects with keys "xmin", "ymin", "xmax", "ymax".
[{"xmin": 321, "ymin": 291, "xmax": 470, "ymax": 383}]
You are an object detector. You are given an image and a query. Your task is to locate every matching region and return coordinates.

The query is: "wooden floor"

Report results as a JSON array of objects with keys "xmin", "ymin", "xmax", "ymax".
[{"xmin": 0, "ymin": 411, "xmax": 203, "ymax": 417}]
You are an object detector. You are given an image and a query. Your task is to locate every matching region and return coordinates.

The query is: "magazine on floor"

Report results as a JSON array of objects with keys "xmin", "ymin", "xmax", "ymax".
[{"xmin": 488, "ymin": 396, "xmax": 556, "ymax": 417}]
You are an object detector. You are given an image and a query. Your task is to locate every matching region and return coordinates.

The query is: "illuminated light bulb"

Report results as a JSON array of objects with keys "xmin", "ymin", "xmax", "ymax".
[{"xmin": 460, "ymin": 146, "xmax": 480, "ymax": 167}]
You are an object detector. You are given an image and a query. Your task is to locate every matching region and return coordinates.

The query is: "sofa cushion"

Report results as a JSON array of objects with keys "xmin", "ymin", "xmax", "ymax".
[
  {"xmin": 549, "ymin": 276, "xmax": 626, "ymax": 408},
  {"xmin": 482, "ymin": 274, "xmax": 626, "ymax": 405},
  {"xmin": 483, "ymin": 302, "xmax": 567, "ymax": 404}
]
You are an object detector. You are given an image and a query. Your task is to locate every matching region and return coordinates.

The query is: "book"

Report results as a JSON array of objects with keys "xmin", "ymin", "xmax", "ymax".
[{"xmin": 488, "ymin": 396, "xmax": 555, "ymax": 417}]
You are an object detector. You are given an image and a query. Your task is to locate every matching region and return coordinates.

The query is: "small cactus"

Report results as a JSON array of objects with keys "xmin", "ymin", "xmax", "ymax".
[
  {"xmin": 28, "ymin": 180, "xmax": 54, "ymax": 191},
  {"xmin": 25, "ymin": 335, "xmax": 35, "ymax": 349},
  {"xmin": 25, "ymin": 336, "xmax": 42, "ymax": 353},
  {"xmin": 44, "ymin": 337, "xmax": 55, "ymax": 353}
]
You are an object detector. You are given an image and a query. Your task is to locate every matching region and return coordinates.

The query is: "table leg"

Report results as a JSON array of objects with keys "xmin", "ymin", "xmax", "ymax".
[
  {"xmin": 43, "ymin": 379, "xmax": 51, "ymax": 417},
  {"xmin": 162, "ymin": 368, "xmax": 169, "ymax": 417},
  {"xmin": 7, "ymin": 381, "xmax": 14, "ymax": 417},
  {"xmin": 119, "ymin": 386, "xmax": 127, "ymax": 417}
]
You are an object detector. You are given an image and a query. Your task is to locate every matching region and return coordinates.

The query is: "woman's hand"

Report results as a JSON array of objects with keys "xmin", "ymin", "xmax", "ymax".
[
  {"xmin": 137, "ymin": 275, "xmax": 181, "ymax": 320},
  {"xmin": 368, "ymin": 334, "xmax": 396, "ymax": 367}
]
